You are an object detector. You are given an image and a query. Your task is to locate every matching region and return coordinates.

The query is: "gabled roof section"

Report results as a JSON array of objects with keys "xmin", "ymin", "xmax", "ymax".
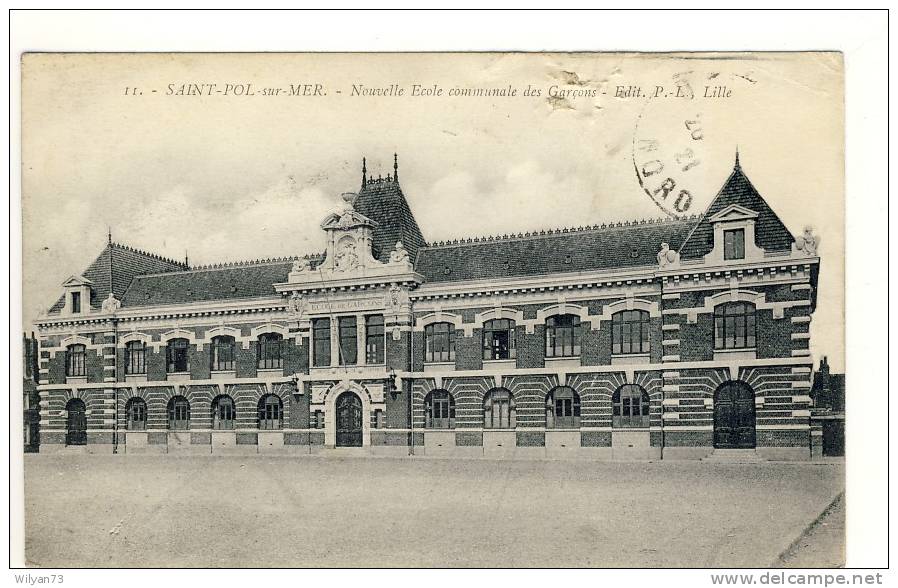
[
  {"xmin": 61, "ymin": 275, "xmax": 93, "ymax": 287},
  {"xmin": 708, "ymin": 204, "xmax": 759, "ymax": 223},
  {"xmin": 352, "ymin": 155, "xmax": 427, "ymax": 263},
  {"xmin": 679, "ymin": 156, "xmax": 795, "ymax": 260},
  {"xmin": 415, "ymin": 218, "xmax": 696, "ymax": 283},
  {"xmin": 48, "ymin": 241, "xmax": 190, "ymax": 313}
]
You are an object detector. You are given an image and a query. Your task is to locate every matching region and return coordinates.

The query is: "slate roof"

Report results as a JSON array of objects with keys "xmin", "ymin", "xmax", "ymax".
[
  {"xmin": 49, "ymin": 242, "xmax": 189, "ymax": 313},
  {"xmin": 678, "ymin": 157, "xmax": 795, "ymax": 260},
  {"xmin": 415, "ymin": 218, "xmax": 696, "ymax": 283},
  {"xmin": 354, "ymin": 175, "xmax": 427, "ymax": 263},
  {"xmin": 120, "ymin": 257, "xmax": 322, "ymax": 307},
  {"xmin": 44, "ymin": 156, "xmax": 797, "ymax": 313}
]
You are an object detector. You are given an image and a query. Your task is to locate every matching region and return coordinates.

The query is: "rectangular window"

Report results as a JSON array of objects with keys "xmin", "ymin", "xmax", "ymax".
[
  {"xmin": 365, "ymin": 315, "xmax": 385, "ymax": 364},
  {"xmin": 312, "ymin": 318, "xmax": 331, "ymax": 367},
  {"xmin": 338, "ymin": 316, "xmax": 358, "ymax": 365},
  {"xmin": 424, "ymin": 323, "xmax": 456, "ymax": 363},
  {"xmin": 257, "ymin": 334, "xmax": 283, "ymax": 370},
  {"xmin": 714, "ymin": 303, "xmax": 757, "ymax": 350},
  {"xmin": 211, "ymin": 337, "xmax": 235, "ymax": 371},
  {"xmin": 482, "ymin": 319, "xmax": 516, "ymax": 360},
  {"xmin": 125, "ymin": 341, "xmax": 146, "ymax": 374},
  {"xmin": 374, "ymin": 409, "xmax": 384, "ymax": 429},
  {"xmin": 71, "ymin": 291, "xmax": 81, "ymax": 314},
  {"xmin": 545, "ymin": 315, "xmax": 581, "ymax": 358},
  {"xmin": 612, "ymin": 310, "xmax": 650, "ymax": 355},
  {"xmin": 66, "ymin": 345, "xmax": 86, "ymax": 377},
  {"xmin": 167, "ymin": 340, "xmax": 189, "ymax": 373},
  {"xmin": 724, "ymin": 228, "xmax": 745, "ymax": 260}
]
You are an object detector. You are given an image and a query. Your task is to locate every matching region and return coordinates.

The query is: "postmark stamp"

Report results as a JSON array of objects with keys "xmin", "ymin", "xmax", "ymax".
[{"xmin": 632, "ymin": 71, "xmax": 733, "ymax": 219}]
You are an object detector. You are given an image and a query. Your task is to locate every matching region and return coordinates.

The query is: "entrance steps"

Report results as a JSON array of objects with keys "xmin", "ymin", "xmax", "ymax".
[{"xmin": 701, "ymin": 448, "xmax": 767, "ymax": 463}]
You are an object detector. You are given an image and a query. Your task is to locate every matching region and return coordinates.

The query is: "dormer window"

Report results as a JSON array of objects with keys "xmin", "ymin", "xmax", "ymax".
[
  {"xmin": 61, "ymin": 275, "xmax": 92, "ymax": 315},
  {"xmin": 724, "ymin": 228, "xmax": 745, "ymax": 260},
  {"xmin": 706, "ymin": 204, "xmax": 761, "ymax": 264}
]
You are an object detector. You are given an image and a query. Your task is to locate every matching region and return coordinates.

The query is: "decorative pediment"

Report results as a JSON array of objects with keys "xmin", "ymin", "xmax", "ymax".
[
  {"xmin": 277, "ymin": 191, "xmax": 423, "ymax": 292},
  {"xmin": 61, "ymin": 274, "xmax": 93, "ymax": 287},
  {"xmin": 709, "ymin": 204, "xmax": 759, "ymax": 223}
]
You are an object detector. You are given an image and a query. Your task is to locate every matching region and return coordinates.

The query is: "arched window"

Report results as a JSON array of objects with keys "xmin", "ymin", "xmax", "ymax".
[
  {"xmin": 257, "ymin": 333, "xmax": 283, "ymax": 370},
  {"xmin": 424, "ymin": 390, "xmax": 456, "ymax": 429},
  {"xmin": 546, "ymin": 386, "xmax": 581, "ymax": 428},
  {"xmin": 424, "ymin": 322, "xmax": 456, "ymax": 363},
  {"xmin": 167, "ymin": 395, "xmax": 190, "ymax": 430},
  {"xmin": 612, "ymin": 310, "xmax": 651, "ymax": 355},
  {"xmin": 612, "ymin": 384, "xmax": 650, "ymax": 428},
  {"xmin": 482, "ymin": 319, "xmax": 516, "ymax": 360},
  {"xmin": 483, "ymin": 388, "xmax": 516, "ymax": 429},
  {"xmin": 211, "ymin": 395, "xmax": 236, "ymax": 430},
  {"xmin": 545, "ymin": 314, "xmax": 581, "ymax": 358},
  {"xmin": 65, "ymin": 398, "xmax": 87, "ymax": 445},
  {"xmin": 125, "ymin": 340, "xmax": 146, "ymax": 375},
  {"xmin": 65, "ymin": 344, "xmax": 86, "ymax": 377},
  {"xmin": 166, "ymin": 338, "xmax": 190, "ymax": 373},
  {"xmin": 210, "ymin": 336, "xmax": 236, "ymax": 371},
  {"xmin": 714, "ymin": 302, "xmax": 757, "ymax": 350},
  {"xmin": 258, "ymin": 394, "xmax": 283, "ymax": 430},
  {"xmin": 125, "ymin": 397, "xmax": 147, "ymax": 431}
]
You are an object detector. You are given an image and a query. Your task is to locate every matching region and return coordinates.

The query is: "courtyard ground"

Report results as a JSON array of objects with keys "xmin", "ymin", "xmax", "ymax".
[
  {"xmin": 24, "ymin": 454, "xmax": 844, "ymax": 568},
  {"xmin": 775, "ymin": 492, "xmax": 845, "ymax": 568}
]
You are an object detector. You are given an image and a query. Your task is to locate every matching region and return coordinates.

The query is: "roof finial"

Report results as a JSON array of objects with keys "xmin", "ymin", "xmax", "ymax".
[
  {"xmin": 361, "ymin": 157, "xmax": 367, "ymax": 188},
  {"xmin": 185, "ymin": 250, "xmax": 189, "ymax": 267},
  {"xmin": 734, "ymin": 147, "xmax": 741, "ymax": 171},
  {"xmin": 107, "ymin": 226, "xmax": 112, "ymax": 245},
  {"xmin": 393, "ymin": 152, "xmax": 399, "ymax": 182}
]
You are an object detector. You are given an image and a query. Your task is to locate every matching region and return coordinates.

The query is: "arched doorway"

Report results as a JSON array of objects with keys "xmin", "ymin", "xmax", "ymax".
[
  {"xmin": 335, "ymin": 391, "xmax": 363, "ymax": 447},
  {"xmin": 713, "ymin": 381, "xmax": 756, "ymax": 449},
  {"xmin": 66, "ymin": 398, "xmax": 87, "ymax": 446}
]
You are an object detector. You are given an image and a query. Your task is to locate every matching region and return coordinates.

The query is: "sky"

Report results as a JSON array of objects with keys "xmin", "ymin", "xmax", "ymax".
[{"xmin": 20, "ymin": 52, "xmax": 844, "ymax": 370}]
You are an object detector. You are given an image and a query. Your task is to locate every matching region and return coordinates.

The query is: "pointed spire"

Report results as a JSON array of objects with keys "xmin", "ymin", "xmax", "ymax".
[
  {"xmin": 361, "ymin": 157, "xmax": 367, "ymax": 189},
  {"xmin": 734, "ymin": 147, "xmax": 741, "ymax": 172},
  {"xmin": 393, "ymin": 152, "xmax": 399, "ymax": 182}
]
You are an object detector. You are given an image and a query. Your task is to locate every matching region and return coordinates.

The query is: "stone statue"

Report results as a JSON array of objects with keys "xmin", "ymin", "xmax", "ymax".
[
  {"xmin": 334, "ymin": 240, "xmax": 359, "ymax": 271},
  {"xmin": 287, "ymin": 292, "xmax": 305, "ymax": 318},
  {"xmin": 336, "ymin": 210, "xmax": 357, "ymax": 229},
  {"xmin": 291, "ymin": 257, "xmax": 311, "ymax": 273},
  {"xmin": 657, "ymin": 242, "xmax": 679, "ymax": 268},
  {"xmin": 795, "ymin": 227, "xmax": 818, "ymax": 256},
  {"xmin": 385, "ymin": 284, "xmax": 409, "ymax": 311},
  {"xmin": 389, "ymin": 241, "xmax": 409, "ymax": 264},
  {"xmin": 101, "ymin": 292, "xmax": 121, "ymax": 314}
]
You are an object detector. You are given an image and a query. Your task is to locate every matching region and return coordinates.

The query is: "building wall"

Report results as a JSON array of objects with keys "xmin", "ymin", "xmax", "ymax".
[{"xmin": 35, "ymin": 266, "xmax": 817, "ymax": 459}]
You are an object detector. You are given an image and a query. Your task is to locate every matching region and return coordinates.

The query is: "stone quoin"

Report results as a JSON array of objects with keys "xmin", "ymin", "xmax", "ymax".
[{"xmin": 33, "ymin": 153, "xmax": 821, "ymax": 460}]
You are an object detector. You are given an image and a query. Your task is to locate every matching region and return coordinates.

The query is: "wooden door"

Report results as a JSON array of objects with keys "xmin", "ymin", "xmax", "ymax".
[
  {"xmin": 66, "ymin": 399, "xmax": 87, "ymax": 446},
  {"xmin": 713, "ymin": 382, "xmax": 756, "ymax": 448},
  {"xmin": 335, "ymin": 392, "xmax": 363, "ymax": 447}
]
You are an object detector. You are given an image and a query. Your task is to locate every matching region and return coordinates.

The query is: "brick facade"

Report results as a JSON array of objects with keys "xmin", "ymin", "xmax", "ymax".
[{"xmin": 33, "ymin": 156, "xmax": 821, "ymax": 460}]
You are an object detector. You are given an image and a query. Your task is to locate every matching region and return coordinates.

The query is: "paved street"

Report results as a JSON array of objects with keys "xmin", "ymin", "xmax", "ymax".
[{"xmin": 24, "ymin": 454, "xmax": 844, "ymax": 568}]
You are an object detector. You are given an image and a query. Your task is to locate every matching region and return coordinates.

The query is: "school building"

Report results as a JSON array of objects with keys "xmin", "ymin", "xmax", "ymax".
[{"xmin": 32, "ymin": 153, "xmax": 824, "ymax": 460}]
